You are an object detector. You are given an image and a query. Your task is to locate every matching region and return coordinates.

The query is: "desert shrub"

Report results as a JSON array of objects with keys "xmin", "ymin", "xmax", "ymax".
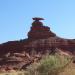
[
  {"xmin": 37, "ymin": 54, "xmax": 71, "ymax": 75},
  {"xmin": 26, "ymin": 54, "xmax": 71, "ymax": 75}
]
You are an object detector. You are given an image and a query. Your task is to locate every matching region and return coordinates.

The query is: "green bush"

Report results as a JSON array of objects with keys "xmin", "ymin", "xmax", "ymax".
[
  {"xmin": 37, "ymin": 54, "xmax": 71, "ymax": 75},
  {"xmin": 26, "ymin": 54, "xmax": 71, "ymax": 75}
]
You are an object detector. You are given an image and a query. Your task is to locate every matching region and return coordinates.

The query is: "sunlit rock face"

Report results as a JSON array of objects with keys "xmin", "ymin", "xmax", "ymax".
[
  {"xmin": 28, "ymin": 17, "xmax": 56, "ymax": 39},
  {"xmin": 0, "ymin": 17, "xmax": 75, "ymax": 71},
  {"xmin": 0, "ymin": 17, "xmax": 75, "ymax": 55}
]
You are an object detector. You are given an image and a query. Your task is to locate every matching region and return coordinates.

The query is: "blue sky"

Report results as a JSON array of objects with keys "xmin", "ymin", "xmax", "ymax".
[{"xmin": 0, "ymin": 0, "xmax": 75, "ymax": 43}]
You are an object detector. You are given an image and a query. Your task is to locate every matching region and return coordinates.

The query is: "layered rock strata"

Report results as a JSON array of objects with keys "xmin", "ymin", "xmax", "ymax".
[
  {"xmin": 28, "ymin": 18, "xmax": 56, "ymax": 39},
  {"xmin": 0, "ymin": 17, "xmax": 75, "ymax": 71}
]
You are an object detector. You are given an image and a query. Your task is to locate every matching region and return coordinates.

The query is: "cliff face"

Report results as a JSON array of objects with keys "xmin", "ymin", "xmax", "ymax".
[{"xmin": 0, "ymin": 17, "xmax": 75, "ymax": 71}]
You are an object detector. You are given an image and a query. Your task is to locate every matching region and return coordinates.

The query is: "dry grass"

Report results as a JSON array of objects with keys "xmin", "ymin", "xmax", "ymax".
[
  {"xmin": 25, "ymin": 54, "xmax": 72, "ymax": 75},
  {"xmin": 0, "ymin": 71, "xmax": 26, "ymax": 75},
  {"xmin": 59, "ymin": 62, "xmax": 75, "ymax": 75}
]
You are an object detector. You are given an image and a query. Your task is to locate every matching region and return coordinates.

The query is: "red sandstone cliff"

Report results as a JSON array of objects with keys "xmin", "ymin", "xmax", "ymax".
[{"xmin": 0, "ymin": 17, "xmax": 75, "ymax": 70}]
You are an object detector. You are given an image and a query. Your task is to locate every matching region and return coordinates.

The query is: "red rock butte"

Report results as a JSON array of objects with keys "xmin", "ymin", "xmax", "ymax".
[
  {"xmin": 28, "ymin": 17, "xmax": 56, "ymax": 39},
  {"xmin": 0, "ymin": 17, "xmax": 75, "ymax": 71}
]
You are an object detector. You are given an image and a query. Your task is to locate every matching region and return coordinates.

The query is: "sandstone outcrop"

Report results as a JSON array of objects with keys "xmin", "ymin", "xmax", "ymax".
[
  {"xmin": 28, "ymin": 17, "xmax": 56, "ymax": 39},
  {"xmin": 0, "ymin": 17, "xmax": 75, "ymax": 71}
]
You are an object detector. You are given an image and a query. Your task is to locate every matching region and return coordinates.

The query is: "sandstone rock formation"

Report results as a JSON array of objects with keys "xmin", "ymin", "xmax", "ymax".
[
  {"xmin": 0, "ymin": 17, "xmax": 75, "ymax": 71},
  {"xmin": 28, "ymin": 17, "xmax": 56, "ymax": 39}
]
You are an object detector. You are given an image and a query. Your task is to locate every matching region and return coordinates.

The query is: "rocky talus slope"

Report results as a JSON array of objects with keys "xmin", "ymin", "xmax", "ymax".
[{"xmin": 0, "ymin": 17, "xmax": 75, "ymax": 71}]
